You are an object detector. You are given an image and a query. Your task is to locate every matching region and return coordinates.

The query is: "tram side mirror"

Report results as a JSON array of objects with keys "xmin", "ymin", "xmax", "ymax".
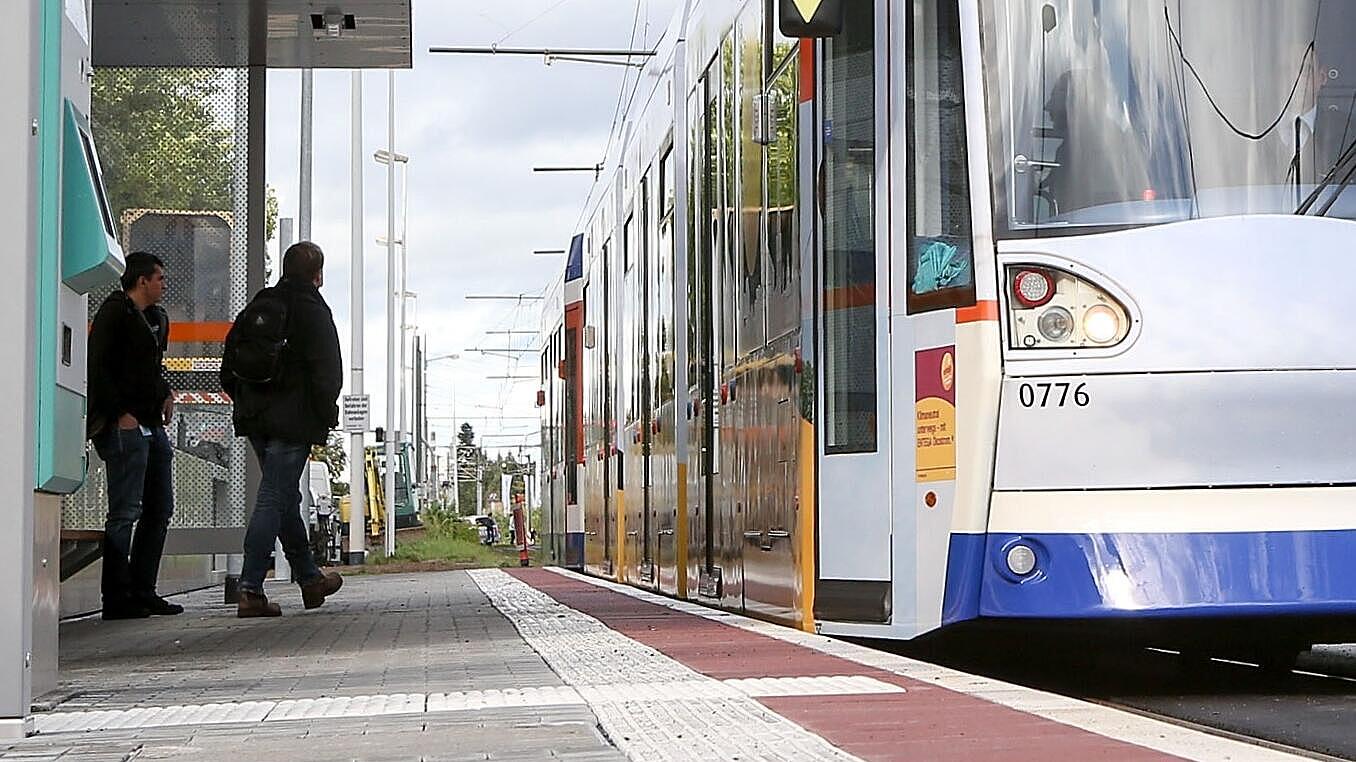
[
  {"xmin": 1042, "ymin": 4, "xmax": 1058, "ymax": 33},
  {"xmin": 779, "ymin": 0, "xmax": 843, "ymax": 38}
]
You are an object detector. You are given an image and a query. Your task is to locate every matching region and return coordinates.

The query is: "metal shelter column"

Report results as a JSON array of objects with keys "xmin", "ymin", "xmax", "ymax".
[{"xmin": 0, "ymin": 0, "xmax": 39, "ymax": 739}]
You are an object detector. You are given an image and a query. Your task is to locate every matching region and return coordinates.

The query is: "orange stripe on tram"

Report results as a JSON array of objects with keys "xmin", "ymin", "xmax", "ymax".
[
  {"xmin": 823, "ymin": 285, "xmax": 874, "ymax": 311},
  {"xmin": 956, "ymin": 300, "xmax": 999, "ymax": 324}
]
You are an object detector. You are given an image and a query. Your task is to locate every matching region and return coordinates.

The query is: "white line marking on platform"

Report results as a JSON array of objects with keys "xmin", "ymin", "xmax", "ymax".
[
  {"xmin": 470, "ymin": 569, "xmax": 864, "ymax": 762},
  {"xmin": 547, "ymin": 567, "xmax": 1306, "ymax": 762}
]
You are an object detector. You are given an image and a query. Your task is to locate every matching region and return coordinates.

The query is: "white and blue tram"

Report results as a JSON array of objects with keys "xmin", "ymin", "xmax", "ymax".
[{"xmin": 537, "ymin": 0, "xmax": 1356, "ymax": 653}]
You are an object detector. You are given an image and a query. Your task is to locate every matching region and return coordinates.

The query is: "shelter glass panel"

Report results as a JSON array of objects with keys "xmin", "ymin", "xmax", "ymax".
[{"xmin": 65, "ymin": 66, "xmax": 254, "ymax": 534}]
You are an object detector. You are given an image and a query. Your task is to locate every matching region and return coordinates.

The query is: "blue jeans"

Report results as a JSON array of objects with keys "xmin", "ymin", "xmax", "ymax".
[
  {"xmin": 240, "ymin": 437, "xmax": 323, "ymax": 593},
  {"xmin": 94, "ymin": 425, "xmax": 174, "ymax": 606}
]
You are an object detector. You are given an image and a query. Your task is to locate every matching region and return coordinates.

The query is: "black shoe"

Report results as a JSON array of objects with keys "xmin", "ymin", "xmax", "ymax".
[
  {"xmin": 140, "ymin": 595, "xmax": 184, "ymax": 616},
  {"xmin": 101, "ymin": 603, "xmax": 151, "ymax": 621}
]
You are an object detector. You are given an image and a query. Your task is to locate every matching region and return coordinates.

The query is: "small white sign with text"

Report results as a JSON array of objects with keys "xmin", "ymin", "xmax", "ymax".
[{"xmin": 342, "ymin": 394, "xmax": 370, "ymax": 433}]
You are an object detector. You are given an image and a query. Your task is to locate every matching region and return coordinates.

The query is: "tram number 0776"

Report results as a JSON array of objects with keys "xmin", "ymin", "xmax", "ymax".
[{"xmin": 1017, "ymin": 382, "xmax": 1089, "ymax": 409}]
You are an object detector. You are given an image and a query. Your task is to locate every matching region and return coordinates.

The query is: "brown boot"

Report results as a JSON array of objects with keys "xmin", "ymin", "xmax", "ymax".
[
  {"xmin": 237, "ymin": 591, "xmax": 282, "ymax": 618},
  {"xmin": 300, "ymin": 571, "xmax": 343, "ymax": 610}
]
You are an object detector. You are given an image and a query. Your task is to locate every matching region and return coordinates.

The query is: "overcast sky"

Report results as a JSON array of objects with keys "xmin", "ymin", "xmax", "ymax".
[{"xmin": 264, "ymin": 0, "xmax": 680, "ymax": 466}]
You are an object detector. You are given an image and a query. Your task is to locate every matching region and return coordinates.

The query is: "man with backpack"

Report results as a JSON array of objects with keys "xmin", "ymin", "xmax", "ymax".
[
  {"xmin": 87, "ymin": 251, "xmax": 182, "ymax": 620},
  {"xmin": 221, "ymin": 241, "xmax": 344, "ymax": 617}
]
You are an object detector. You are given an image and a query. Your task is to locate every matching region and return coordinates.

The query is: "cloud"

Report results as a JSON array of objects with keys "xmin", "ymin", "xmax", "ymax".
[{"xmin": 265, "ymin": 0, "xmax": 679, "ymax": 460}]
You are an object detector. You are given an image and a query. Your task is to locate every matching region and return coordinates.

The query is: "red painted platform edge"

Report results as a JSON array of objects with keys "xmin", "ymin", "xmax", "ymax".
[{"xmin": 508, "ymin": 569, "xmax": 1179, "ymax": 762}]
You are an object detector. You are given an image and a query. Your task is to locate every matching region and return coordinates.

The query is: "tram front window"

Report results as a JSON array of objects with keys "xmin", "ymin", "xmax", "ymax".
[{"xmin": 981, "ymin": 0, "xmax": 1356, "ymax": 234}]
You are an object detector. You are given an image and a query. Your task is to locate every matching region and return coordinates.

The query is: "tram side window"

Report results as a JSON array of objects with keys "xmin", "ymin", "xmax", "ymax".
[
  {"xmin": 823, "ymin": 1, "xmax": 878, "ymax": 455},
  {"xmin": 905, "ymin": 0, "xmax": 976, "ymax": 314},
  {"xmin": 564, "ymin": 326, "xmax": 579, "ymax": 501}
]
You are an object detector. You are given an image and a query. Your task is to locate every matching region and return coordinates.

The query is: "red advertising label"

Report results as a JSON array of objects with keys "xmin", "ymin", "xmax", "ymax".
[{"xmin": 915, "ymin": 346, "xmax": 957, "ymax": 483}]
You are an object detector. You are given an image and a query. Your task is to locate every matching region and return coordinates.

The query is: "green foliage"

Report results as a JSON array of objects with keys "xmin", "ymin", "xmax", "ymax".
[
  {"xmin": 92, "ymin": 69, "xmax": 233, "ymax": 220},
  {"xmin": 372, "ymin": 531, "xmax": 513, "ymax": 569},
  {"xmin": 91, "ymin": 68, "xmax": 278, "ymax": 243},
  {"xmin": 311, "ymin": 432, "xmax": 349, "ymax": 497},
  {"xmin": 420, "ymin": 501, "xmax": 469, "ymax": 540}
]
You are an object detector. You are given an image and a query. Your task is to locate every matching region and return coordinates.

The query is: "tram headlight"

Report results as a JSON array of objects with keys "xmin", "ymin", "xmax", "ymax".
[
  {"xmin": 1006, "ymin": 544, "xmax": 1038, "ymax": 576},
  {"xmin": 1006, "ymin": 265, "xmax": 1132, "ymax": 351},
  {"xmin": 1037, "ymin": 307, "xmax": 1074, "ymax": 342},
  {"xmin": 1083, "ymin": 304, "xmax": 1121, "ymax": 344}
]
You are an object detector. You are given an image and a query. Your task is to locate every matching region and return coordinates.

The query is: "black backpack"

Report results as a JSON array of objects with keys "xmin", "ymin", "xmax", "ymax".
[{"xmin": 225, "ymin": 287, "xmax": 292, "ymax": 384}]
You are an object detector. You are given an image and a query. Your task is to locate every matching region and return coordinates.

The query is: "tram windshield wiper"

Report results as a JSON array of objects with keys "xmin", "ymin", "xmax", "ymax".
[{"xmin": 1296, "ymin": 135, "xmax": 1356, "ymax": 216}]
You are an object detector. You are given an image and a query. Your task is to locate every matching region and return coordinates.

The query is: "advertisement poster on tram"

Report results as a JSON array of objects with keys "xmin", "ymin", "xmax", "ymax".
[{"xmin": 915, "ymin": 346, "xmax": 956, "ymax": 482}]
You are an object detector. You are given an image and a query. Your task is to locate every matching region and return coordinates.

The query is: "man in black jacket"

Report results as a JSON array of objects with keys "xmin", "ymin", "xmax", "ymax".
[
  {"xmin": 221, "ymin": 241, "xmax": 343, "ymax": 617},
  {"xmin": 87, "ymin": 251, "xmax": 183, "ymax": 620}
]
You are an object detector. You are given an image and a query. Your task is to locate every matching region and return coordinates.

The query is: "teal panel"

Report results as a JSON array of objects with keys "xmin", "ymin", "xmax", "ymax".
[
  {"xmin": 36, "ymin": 0, "xmax": 62, "ymax": 492},
  {"xmin": 39, "ymin": 387, "xmax": 87, "ymax": 495},
  {"xmin": 61, "ymin": 101, "xmax": 123, "ymax": 294}
]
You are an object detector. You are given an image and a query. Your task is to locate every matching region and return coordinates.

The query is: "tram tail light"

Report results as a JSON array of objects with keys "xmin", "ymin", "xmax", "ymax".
[
  {"xmin": 1006, "ymin": 265, "xmax": 1130, "ymax": 350},
  {"xmin": 1012, "ymin": 269, "xmax": 1055, "ymax": 308}
]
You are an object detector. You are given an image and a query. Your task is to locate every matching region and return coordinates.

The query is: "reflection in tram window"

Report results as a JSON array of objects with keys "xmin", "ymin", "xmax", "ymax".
[
  {"xmin": 823, "ymin": 1, "xmax": 876, "ymax": 454},
  {"xmin": 766, "ymin": 55, "xmax": 799, "ymax": 342},
  {"xmin": 983, "ymin": 0, "xmax": 1356, "ymax": 231},
  {"xmin": 737, "ymin": 7, "xmax": 766, "ymax": 358},
  {"xmin": 906, "ymin": 0, "xmax": 976, "ymax": 313}
]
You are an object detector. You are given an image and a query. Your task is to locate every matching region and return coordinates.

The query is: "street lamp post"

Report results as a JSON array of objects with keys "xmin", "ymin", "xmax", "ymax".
[
  {"xmin": 347, "ymin": 71, "xmax": 366, "ymax": 565},
  {"xmin": 375, "ymin": 74, "xmax": 409, "ymax": 560}
]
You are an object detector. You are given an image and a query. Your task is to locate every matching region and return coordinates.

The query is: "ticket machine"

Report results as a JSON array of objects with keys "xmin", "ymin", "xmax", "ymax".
[{"xmin": 39, "ymin": 0, "xmax": 125, "ymax": 494}]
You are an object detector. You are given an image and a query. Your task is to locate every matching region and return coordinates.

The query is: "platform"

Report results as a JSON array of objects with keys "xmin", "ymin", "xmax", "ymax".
[{"xmin": 0, "ymin": 568, "xmax": 1304, "ymax": 761}]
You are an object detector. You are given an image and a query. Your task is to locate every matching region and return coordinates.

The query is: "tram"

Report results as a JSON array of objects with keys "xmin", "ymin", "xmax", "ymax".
[{"xmin": 538, "ymin": 0, "xmax": 1356, "ymax": 653}]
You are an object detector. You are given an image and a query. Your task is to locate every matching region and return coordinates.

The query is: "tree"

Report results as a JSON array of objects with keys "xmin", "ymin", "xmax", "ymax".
[
  {"xmin": 311, "ymin": 432, "xmax": 349, "ymax": 497},
  {"xmin": 457, "ymin": 423, "xmax": 476, "ymax": 447},
  {"xmin": 455, "ymin": 423, "xmax": 481, "ymax": 513},
  {"xmin": 91, "ymin": 68, "xmax": 277, "ymax": 241}
]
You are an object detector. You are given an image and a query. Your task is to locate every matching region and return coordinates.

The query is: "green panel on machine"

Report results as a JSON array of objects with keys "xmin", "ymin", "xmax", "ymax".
[
  {"xmin": 35, "ymin": 0, "xmax": 62, "ymax": 494},
  {"xmin": 45, "ymin": 388, "xmax": 88, "ymax": 495},
  {"xmin": 61, "ymin": 100, "xmax": 124, "ymax": 293}
]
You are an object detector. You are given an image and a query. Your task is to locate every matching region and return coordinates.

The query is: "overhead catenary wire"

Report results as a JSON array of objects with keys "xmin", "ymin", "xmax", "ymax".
[{"xmin": 568, "ymin": 0, "xmax": 648, "ymax": 232}]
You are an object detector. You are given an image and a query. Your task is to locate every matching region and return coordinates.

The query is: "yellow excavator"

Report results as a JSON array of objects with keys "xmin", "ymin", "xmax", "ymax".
[{"xmin": 337, "ymin": 448, "xmax": 388, "ymax": 541}]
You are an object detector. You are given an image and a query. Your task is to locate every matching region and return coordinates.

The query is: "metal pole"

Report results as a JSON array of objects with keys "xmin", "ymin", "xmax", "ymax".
[
  {"xmin": 450, "ymin": 444, "xmax": 460, "ymax": 512},
  {"xmin": 384, "ymin": 69, "xmax": 397, "ymax": 559},
  {"xmin": 476, "ymin": 462, "xmax": 484, "ymax": 517},
  {"xmin": 397, "ymin": 175, "xmax": 408, "ymax": 501},
  {"xmin": 274, "ymin": 220, "xmax": 296, "ymax": 582},
  {"xmin": 299, "ymin": 69, "xmax": 313, "ymax": 241},
  {"xmin": 347, "ymin": 71, "xmax": 366, "ymax": 565},
  {"xmin": 414, "ymin": 336, "xmax": 423, "ymax": 490},
  {"xmin": 397, "ymin": 160, "xmax": 410, "ymax": 460}
]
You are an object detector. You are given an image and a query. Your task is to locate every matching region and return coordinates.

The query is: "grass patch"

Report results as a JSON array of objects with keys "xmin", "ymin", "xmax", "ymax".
[
  {"xmin": 371, "ymin": 533, "xmax": 515, "ymax": 569},
  {"xmin": 363, "ymin": 505, "xmax": 520, "ymax": 572}
]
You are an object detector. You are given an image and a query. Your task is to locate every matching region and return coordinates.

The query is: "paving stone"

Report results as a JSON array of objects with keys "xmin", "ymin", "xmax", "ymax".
[
  {"xmin": 1, "ymin": 572, "xmax": 619, "ymax": 761},
  {"xmin": 468, "ymin": 569, "xmax": 859, "ymax": 762}
]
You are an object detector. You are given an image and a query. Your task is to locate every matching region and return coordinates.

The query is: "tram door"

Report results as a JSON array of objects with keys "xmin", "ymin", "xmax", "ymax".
[
  {"xmin": 654, "ymin": 149, "xmax": 680, "ymax": 595},
  {"xmin": 621, "ymin": 205, "xmax": 653, "ymax": 585},
  {"xmin": 693, "ymin": 41, "xmax": 740, "ymax": 605},
  {"xmin": 600, "ymin": 241, "xmax": 614, "ymax": 575},
  {"xmin": 814, "ymin": 2, "xmax": 894, "ymax": 624},
  {"xmin": 691, "ymin": 74, "xmax": 717, "ymax": 600},
  {"xmin": 639, "ymin": 175, "xmax": 657, "ymax": 588}
]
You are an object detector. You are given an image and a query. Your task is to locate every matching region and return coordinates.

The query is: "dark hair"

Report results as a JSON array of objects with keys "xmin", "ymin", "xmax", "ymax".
[
  {"xmin": 120, "ymin": 251, "xmax": 165, "ymax": 291},
  {"xmin": 282, "ymin": 241, "xmax": 325, "ymax": 282}
]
